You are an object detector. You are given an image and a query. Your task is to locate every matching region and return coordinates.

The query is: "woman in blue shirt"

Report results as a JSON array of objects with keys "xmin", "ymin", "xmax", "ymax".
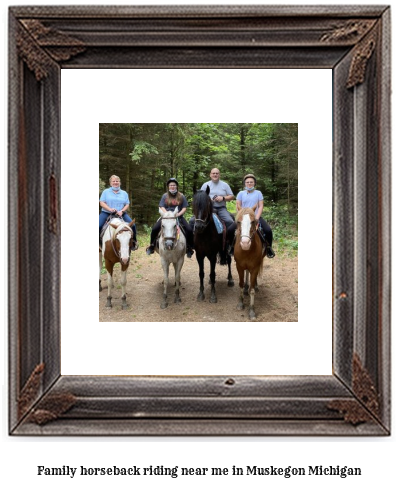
[
  {"xmin": 228, "ymin": 174, "xmax": 275, "ymax": 258},
  {"xmin": 99, "ymin": 175, "xmax": 138, "ymax": 249}
]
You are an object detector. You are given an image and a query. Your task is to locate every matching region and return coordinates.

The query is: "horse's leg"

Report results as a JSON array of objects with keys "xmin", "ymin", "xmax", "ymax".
[
  {"xmin": 174, "ymin": 259, "xmax": 183, "ymax": 304},
  {"xmin": 236, "ymin": 265, "xmax": 245, "ymax": 310},
  {"xmin": 244, "ymin": 270, "xmax": 250, "ymax": 296},
  {"xmin": 99, "ymin": 251, "xmax": 103, "ymax": 292},
  {"xmin": 255, "ymin": 277, "xmax": 259, "ymax": 293},
  {"xmin": 120, "ymin": 267, "xmax": 128, "ymax": 310},
  {"xmin": 227, "ymin": 252, "xmax": 234, "ymax": 287},
  {"xmin": 105, "ymin": 260, "xmax": 114, "ymax": 308},
  {"xmin": 248, "ymin": 271, "xmax": 258, "ymax": 320},
  {"xmin": 197, "ymin": 255, "xmax": 205, "ymax": 301},
  {"xmin": 161, "ymin": 259, "xmax": 170, "ymax": 309},
  {"xmin": 209, "ymin": 257, "xmax": 217, "ymax": 303}
]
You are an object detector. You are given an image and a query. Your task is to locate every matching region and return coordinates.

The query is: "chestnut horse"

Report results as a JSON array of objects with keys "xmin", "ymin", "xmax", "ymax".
[
  {"xmin": 99, "ymin": 217, "xmax": 135, "ymax": 309},
  {"xmin": 234, "ymin": 206, "xmax": 266, "ymax": 319},
  {"xmin": 192, "ymin": 186, "xmax": 234, "ymax": 303}
]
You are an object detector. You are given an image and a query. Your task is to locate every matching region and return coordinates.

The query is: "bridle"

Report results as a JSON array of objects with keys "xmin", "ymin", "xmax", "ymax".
[
  {"xmin": 161, "ymin": 216, "xmax": 179, "ymax": 248},
  {"xmin": 110, "ymin": 223, "xmax": 134, "ymax": 259},
  {"xmin": 194, "ymin": 217, "xmax": 210, "ymax": 231},
  {"xmin": 238, "ymin": 218, "xmax": 258, "ymax": 245},
  {"xmin": 193, "ymin": 204, "xmax": 212, "ymax": 231}
]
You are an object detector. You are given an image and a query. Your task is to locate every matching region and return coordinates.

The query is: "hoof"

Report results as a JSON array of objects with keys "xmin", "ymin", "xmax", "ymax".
[
  {"xmin": 209, "ymin": 297, "xmax": 218, "ymax": 303},
  {"xmin": 106, "ymin": 304, "xmax": 112, "ymax": 309},
  {"xmin": 121, "ymin": 304, "xmax": 128, "ymax": 310},
  {"xmin": 197, "ymin": 293, "xmax": 205, "ymax": 302},
  {"xmin": 161, "ymin": 302, "xmax": 168, "ymax": 309},
  {"xmin": 228, "ymin": 280, "xmax": 234, "ymax": 287},
  {"xmin": 249, "ymin": 310, "xmax": 256, "ymax": 320},
  {"xmin": 255, "ymin": 286, "xmax": 259, "ymax": 293},
  {"xmin": 237, "ymin": 303, "xmax": 244, "ymax": 311},
  {"xmin": 174, "ymin": 296, "xmax": 182, "ymax": 304},
  {"xmin": 244, "ymin": 289, "xmax": 249, "ymax": 296}
]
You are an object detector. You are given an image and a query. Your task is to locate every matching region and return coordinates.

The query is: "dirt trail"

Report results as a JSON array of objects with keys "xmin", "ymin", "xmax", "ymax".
[{"xmin": 99, "ymin": 248, "xmax": 298, "ymax": 323}]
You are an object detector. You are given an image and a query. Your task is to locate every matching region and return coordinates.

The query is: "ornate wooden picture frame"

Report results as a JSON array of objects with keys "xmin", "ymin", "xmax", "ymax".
[{"xmin": 9, "ymin": 5, "xmax": 391, "ymax": 436}]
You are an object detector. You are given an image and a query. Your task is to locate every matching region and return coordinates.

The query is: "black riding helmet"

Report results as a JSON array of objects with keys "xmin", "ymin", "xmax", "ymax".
[
  {"xmin": 243, "ymin": 173, "xmax": 257, "ymax": 185},
  {"xmin": 166, "ymin": 178, "xmax": 179, "ymax": 188}
]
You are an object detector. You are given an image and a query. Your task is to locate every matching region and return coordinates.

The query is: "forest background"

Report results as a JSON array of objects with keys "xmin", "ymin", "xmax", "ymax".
[{"xmin": 99, "ymin": 123, "xmax": 298, "ymax": 254}]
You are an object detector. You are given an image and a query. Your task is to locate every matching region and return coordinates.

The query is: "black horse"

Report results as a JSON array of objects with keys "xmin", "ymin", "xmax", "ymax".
[{"xmin": 192, "ymin": 186, "xmax": 234, "ymax": 303}]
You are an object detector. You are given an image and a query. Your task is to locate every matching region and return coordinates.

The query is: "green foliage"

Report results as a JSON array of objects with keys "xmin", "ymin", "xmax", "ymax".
[
  {"xmin": 263, "ymin": 204, "xmax": 298, "ymax": 256},
  {"xmin": 130, "ymin": 141, "xmax": 158, "ymax": 162},
  {"xmin": 99, "ymin": 123, "xmax": 298, "ymax": 240}
]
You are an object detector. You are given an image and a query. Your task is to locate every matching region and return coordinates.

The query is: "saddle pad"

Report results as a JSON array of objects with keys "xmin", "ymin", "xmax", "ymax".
[{"xmin": 212, "ymin": 214, "xmax": 224, "ymax": 234}]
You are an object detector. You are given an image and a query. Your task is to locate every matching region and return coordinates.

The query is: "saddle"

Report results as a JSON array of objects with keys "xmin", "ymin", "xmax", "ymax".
[{"xmin": 211, "ymin": 213, "xmax": 229, "ymax": 264}]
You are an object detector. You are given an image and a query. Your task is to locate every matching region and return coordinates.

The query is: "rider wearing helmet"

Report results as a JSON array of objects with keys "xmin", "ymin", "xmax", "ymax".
[
  {"xmin": 146, "ymin": 178, "xmax": 194, "ymax": 258},
  {"xmin": 228, "ymin": 173, "xmax": 275, "ymax": 258}
]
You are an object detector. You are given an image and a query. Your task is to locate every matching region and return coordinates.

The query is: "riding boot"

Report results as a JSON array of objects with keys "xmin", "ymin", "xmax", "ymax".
[
  {"xmin": 227, "ymin": 236, "xmax": 236, "ymax": 255},
  {"xmin": 266, "ymin": 246, "xmax": 275, "ymax": 258},
  {"xmin": 131, "ymin": 238, "xmax": 139, "ymax": 251},
  {"xmin": 146, "ymin": 244, "xmax": 155, "ymax": 255}
]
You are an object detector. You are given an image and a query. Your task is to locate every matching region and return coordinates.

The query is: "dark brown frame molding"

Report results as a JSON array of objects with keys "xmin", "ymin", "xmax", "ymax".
[{"xmin": 9, "ymin": 5, "xmax": 391, "ymax": 436}]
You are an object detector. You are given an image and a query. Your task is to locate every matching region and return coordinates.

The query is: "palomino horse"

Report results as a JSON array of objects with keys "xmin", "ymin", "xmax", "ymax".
[
  {"xmin": 157, "ymin": 207, "xmax": 186, "ymax": 309},
  {"xmin": 99, "ymin": 217, "xmax": 135, "ymax": 309},
  {"xmin": 234, "ymin": 206, "xmax": 266, "ymax": 320},
  {"xmin": 192, "ymin": 186, "xmax": 234, "ymax": 303}
]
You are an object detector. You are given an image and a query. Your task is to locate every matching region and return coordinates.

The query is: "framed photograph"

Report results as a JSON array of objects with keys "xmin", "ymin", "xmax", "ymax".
[{"xmin": 9, "ymin": 5, "xmax": 390, "ymax": 435}]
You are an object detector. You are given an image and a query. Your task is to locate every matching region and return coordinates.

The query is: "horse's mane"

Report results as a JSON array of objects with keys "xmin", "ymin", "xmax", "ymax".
[
  {"xmin": 109, "ymin": 218, "xmax": 133, "ymax": 236},
  {"xmin": 236, "ymin": 207, "xmax": 256, "ymax": 222},
  {"xmin": 192, "ymin": 189, "xmax": 213, "ymax": 217}
]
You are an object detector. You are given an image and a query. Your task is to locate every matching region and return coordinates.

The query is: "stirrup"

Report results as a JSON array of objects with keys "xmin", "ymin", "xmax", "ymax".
[
  {"xmin": 131, "ymin": 241, "xmax": 139, "ymax": 251},
  {"xmin": 266, "ymin": 246, "xmax": 275, "ymax": 258},
  {"xmin": 186, "ymin": 248, "xmax": 194, "ymax": 259}
]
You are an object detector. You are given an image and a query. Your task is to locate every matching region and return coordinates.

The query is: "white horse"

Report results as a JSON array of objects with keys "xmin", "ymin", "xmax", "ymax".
[
  {"xmin": 157, "ymin": 207, "xmax": 186, "ymax": 309},
  {"xmin": 99, "ymin": 217, "xmax": 134, "ymax": 309}
]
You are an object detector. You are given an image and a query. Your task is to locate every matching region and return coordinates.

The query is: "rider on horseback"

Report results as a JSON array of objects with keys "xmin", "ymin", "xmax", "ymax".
[
  {"xmin": 228, "ymin": 174, "xmax": 275, "ymax": 258},
  {"xmin": 99, "ymin": 175, "xmax": 138, "ymax": 250},
  {"xmin": 146, "ymin": 178, "xmax": 194, "ymax": 258}
]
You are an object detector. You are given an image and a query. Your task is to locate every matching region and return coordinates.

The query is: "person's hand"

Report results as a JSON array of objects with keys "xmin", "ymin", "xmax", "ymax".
[{"xmin": 116, "ymin": 210, "xmax": 123, "ymax": 217}]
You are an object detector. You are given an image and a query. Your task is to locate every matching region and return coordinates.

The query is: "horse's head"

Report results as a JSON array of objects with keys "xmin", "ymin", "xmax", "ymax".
[
  {"xmin": 192, "ymin": 186, "xmax": 213, "ymax": 234},
  {"xmin": 236, "ymin": 206, "xmax": 257, "ymax": 251},
  {"xmin": 159, "ymin": 207, "xmax": 179, "ymax": 250},
  {"xmin": 110, "ymin": 219, "xmax": 133, "ymax": 264}
]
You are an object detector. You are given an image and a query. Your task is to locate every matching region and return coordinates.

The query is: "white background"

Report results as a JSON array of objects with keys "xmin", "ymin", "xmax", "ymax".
[
  {"xmin": 60, "ymin": 68, "xmax": 332, "ymax": 376},
  {"xmin": 1, "ymin": 1, "xmax": 397, "ymax": 491}
]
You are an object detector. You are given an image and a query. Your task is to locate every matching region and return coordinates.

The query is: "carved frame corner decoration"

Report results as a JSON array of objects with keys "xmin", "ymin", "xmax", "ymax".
[{"xmin": 8, "ymin": 5, "xmax": 391, "ymax": 436}]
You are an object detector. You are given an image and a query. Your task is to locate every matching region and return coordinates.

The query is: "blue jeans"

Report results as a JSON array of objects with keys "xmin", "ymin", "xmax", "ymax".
[{"xmin": 99, "ymin": 211, "xmax": 137, "ymax": 239}]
